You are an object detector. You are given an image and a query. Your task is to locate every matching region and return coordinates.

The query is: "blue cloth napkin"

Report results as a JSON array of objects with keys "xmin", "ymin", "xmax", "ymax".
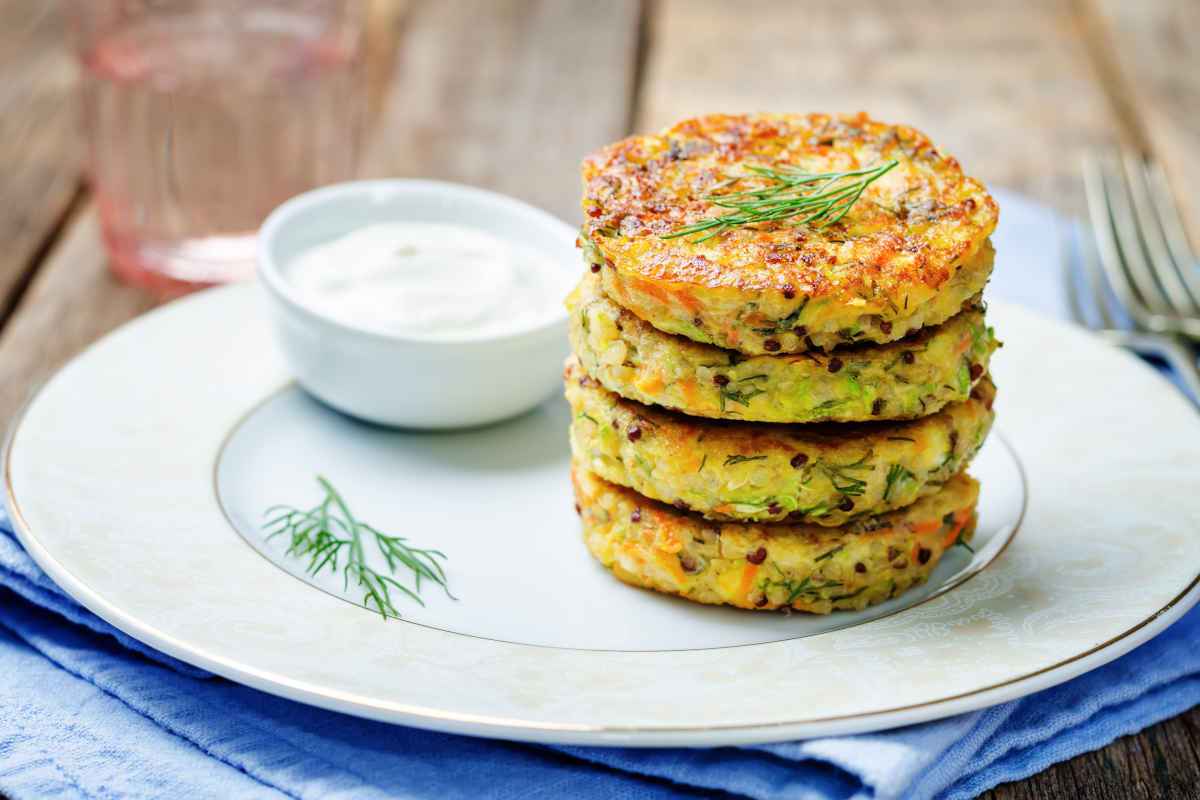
[
  {"xmin": 3, "ymin": 517, "xmax": 1199, "ymax": 800},
  {"xmin": 3, "ymin": 190, "xmax": 1199, "ymax": 799}
]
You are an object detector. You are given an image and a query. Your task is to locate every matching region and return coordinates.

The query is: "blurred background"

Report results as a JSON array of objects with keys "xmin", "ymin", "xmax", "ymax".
[{"xmin": 2, "ymin": 0, "xmax": 1196, "ymax": 415}]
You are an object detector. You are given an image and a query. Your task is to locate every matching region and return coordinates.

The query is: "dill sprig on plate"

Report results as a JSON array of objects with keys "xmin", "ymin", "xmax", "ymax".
[
  {"xmin": 663, "ymin": 160, "xmax": 899, "ymax": 243},
  {"xmin": 263, "ymin": 476, "xmax": 453, "ymax": 619}
]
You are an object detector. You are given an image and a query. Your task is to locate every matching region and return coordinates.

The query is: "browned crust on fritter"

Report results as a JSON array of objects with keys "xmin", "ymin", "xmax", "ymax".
[
  {"xmin": 581, "ymin": 112, "xmax": 998, "ymax": 351},
  {"xmin": 572, "ymin": 462, "xmax": 980, "ymax": 613}
]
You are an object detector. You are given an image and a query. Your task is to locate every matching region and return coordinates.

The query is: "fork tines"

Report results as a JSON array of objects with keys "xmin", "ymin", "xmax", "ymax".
[{"xmin": 1082, "ymin": 152, "xmax": 1200, "ymax": 338}]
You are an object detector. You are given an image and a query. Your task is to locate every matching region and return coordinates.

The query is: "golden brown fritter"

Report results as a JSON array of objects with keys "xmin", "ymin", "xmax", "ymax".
[
  {"xmin": 573, "ymin": 463, "xmax": 979, "ymax": 613},
  {"xmin": 566, "ymin": 357, "xmax": 994, "ymax": 525},
  {"xmin": 581, "ymin": 112, "xmax": 998, "ymax": 354},
  {"xmin": 567, "ymin": 273, "xmax": 998, "ymax": 423}
]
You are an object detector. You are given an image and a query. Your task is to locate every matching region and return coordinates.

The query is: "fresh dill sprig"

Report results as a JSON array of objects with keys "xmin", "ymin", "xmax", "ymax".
[
  {"xmin": 718, "ymin": 383, "xmax": 766, "ymax": 413},
  {"xmin": 752, "ymin": 302, "xmax": 808, "ymax": 335},
  {"xmin": 814, "ymin": 544, "xmax": 845, "ymax": 562},
  {"xmin": 717, "ymin": 374, "xmax": 769, "ymax": 413},
  {"xmin": 813, "ymin": 398, "xmax": 848, "ymax": 412},
  {"xmin": 816, "ymin": 451, "xmax": 875, "ymax": 497},
  {"xmin": 883, "ymin": 464, "xmax": 915, "ymax": 502},
  {"xmin": 664, "ymin": 160, "xmax": 899, "ymax": 243},
  {"xmin": 724, "ymin": 454, "xmax": 768, "ymax": 466},
  {"xmin": 263, "ymin": 476, "xmax": 454, "ymax": 619},
  {"xmin": 760, "ymin": 571, "xmax": 844, "ymax": 606},
  {"xmin": 829, "ymin": 586, "xmax": 868, "ymax": 603}
]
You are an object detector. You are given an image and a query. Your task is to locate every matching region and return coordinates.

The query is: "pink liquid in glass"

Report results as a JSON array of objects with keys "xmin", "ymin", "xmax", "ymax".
[{"xmin": 79, "ymin": 5, "xmax": 364, "ymax": 296}]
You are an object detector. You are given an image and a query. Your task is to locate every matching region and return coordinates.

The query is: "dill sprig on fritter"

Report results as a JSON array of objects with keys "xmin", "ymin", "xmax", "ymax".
[
  {"xmin": 884, "ymin": 464, "xmax": 916, "ymax": 502},
  {"xmin": 760, "ymin": 568, "xmax": 845, "ymax": 606},
  {"xmin": 816, "ymin": 451, "xmax": 876, "ymax": 497},
  {"xmin": 724, "ymin": 454, "xmax": 768, "ymax": 466},
  {"xmin": 263, "ymin": 476, "xmax": 453, "ymax": 619},
  {"xmin": 663, "ymin": 160, "xmax": 899, "ymax": 243}
]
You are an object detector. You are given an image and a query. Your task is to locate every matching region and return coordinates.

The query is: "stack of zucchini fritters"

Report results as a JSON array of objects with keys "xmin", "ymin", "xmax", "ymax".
[{"xmin": 565, "ymin": 113, "xmax": 1000, "ymax": 614}]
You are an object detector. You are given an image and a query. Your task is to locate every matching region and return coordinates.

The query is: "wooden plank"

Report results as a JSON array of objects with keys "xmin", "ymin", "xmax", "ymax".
[
  {"xmin": 636, "ymin": 0, "xmax": 1126, "ymax": 216},
  {"xmin": 0, "ymin": 0, "xmax": 85, "ymax": 320},
  {"xmin": 1087, "ymin": 0, "xmax": 1200, "ymax": 245},
  {"xmin": 984, "ymin": 706, "xmax": 1200, "ymax": 799},
  {"xmin": 362, "ymin": 0, "xmax": 642, "ymax": 219},
  {"xmin": 363, "ymin": 0, "xmax": 414, "ymax": 125},
  {"xmin": 0, "ymin": 209, "xmax": 156, "ymax": 421},
  {"xmin": 0, "ymin": 0, "xmax": 643, "ymax": 425}
]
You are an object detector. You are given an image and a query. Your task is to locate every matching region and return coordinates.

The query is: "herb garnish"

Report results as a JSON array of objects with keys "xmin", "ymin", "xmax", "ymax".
[
  {"xmin": 814, "ymin": 544, "xmax": 844, "ymax": 562},
  {"xmin": 935, "ymin": 445, "xmax": 958, "ymax": 472},
  {"xmin": 817, "ymin": 451, "xmax": 875, "ymax": 496},
  {"xmin": 761, "ymin": 570, "xmax": 844, "ymax": 606},
  {"xmin": 829, "ymin": 586, "xmax": 868, "ymax": 602},
  {"xmin": 718, "ymin": 378, "xmax": 767, "ymax": 412},
  {"xmin": 884, "ymin": 464, "xmax": 915, "ymax": 502},
  {"xmin": 264, "ymin": 476, "xmax": 453, "ymax": 619},
  {"xmin": 724, "ymin": 454, "xmax": 768, "ymax": 466},
  {"xmin": 664, "ymin": 160, "xmax": 899, "ymax": 243},
  {"xmin": 752, "ymin": 302, "xmax": 808, "ymax": 335}
]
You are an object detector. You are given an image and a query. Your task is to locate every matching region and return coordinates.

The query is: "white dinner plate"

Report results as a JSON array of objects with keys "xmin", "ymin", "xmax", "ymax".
[{"xmin": 7, "ymin": 196, "xmax": 1200, "ymax": 746}]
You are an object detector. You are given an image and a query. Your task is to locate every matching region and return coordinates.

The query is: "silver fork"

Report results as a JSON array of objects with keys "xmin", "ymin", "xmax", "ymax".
[
  {"xmin": 1083, "ymin": 152, "xmax": 1200, "ymax": 338},
  {"xmin": 1068, "ymin": 153, "xmax": 1200, "ymax": 404}
]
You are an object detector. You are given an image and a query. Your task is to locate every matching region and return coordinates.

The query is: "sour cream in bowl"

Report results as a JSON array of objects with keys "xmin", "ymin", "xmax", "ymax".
[
  {"xmin": 288, "ymin": 222, "xmax": 567, "ymax": 340},
  {"xmin": 258, "ymin": 180, "xmax": 578, "ymax": 429}
]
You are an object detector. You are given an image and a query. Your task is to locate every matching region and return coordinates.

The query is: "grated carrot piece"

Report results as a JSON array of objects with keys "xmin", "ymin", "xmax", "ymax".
[
  {"xmin": 680, "ymin": 377, "xmax": 699, "ymax": 405},
  {"xmin": 738, "ymin": 563, "xmax": 760, "ymax": 599},
  {"xmin": 912, "ymin": 518, "xmax": 941, "ymax": 535},
  {"xmin": 639, "ymin": 374, "xmax": 665, "ymax": 394},
  {"xmin": 633, "ymin": 277, "xmax": 671, "ymax": 304},
  {"xmin": 941, "ymin": 509, "xmax": 972, "ymax": 548},
  {"xmin": 654, "ymin": 549, "xmax": 688, "ymax": 586},
  {"xmin": 673, "ymin": 288, "xmax": 702, "ymax": 313}
]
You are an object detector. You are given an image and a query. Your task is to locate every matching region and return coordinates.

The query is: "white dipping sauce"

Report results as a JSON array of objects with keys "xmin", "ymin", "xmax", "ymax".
[{"xmin": 288, "ymin": 222, "xmax": 567, "ymax": 338}]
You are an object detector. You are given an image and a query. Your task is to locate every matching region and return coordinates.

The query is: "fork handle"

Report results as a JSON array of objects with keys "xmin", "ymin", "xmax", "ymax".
[{"xmin": 1098, "ymin": 329, "xmax": 1200, "ymax": 407}]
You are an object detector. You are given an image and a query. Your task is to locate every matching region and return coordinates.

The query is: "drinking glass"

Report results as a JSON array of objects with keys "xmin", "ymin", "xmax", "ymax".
[{"xmin": 71, "ymin": 0, "xmax": 366, "ymax": 296}]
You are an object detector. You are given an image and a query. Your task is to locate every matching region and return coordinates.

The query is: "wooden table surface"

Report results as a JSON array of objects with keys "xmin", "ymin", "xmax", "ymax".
[{"xmin": 4, "ymin": 1, "xmax": 1199, "ymax": 797}]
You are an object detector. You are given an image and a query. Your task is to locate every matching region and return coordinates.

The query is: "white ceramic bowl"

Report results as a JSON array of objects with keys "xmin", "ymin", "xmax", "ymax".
[{"xmin": 257, "ymin": 179, "xmax": 578, "ymax": 429}]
